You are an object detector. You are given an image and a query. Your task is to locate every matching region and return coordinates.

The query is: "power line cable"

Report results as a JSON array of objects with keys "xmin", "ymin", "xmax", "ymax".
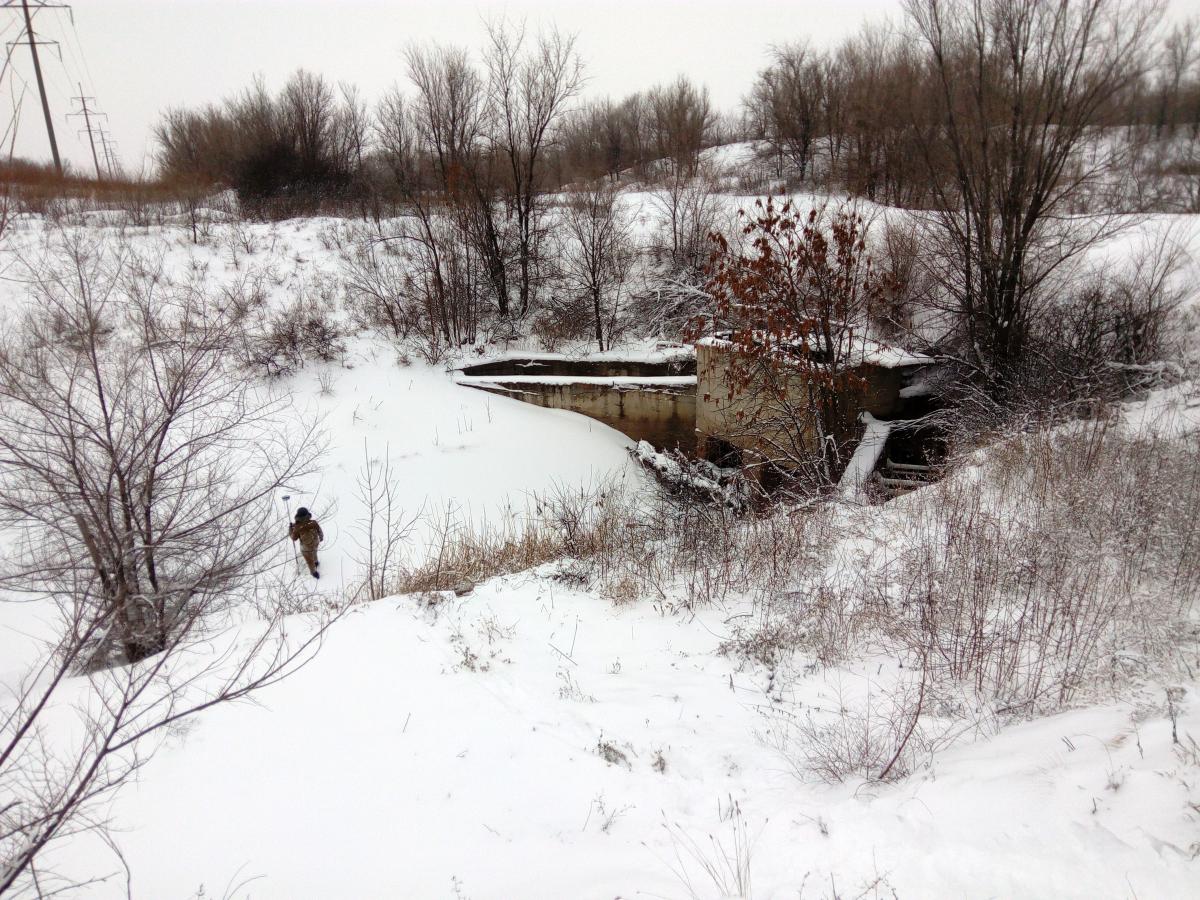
[
  {"xmin": 52, "ymin": 7, "xmax": 86, "ymax": 90},
  {"xmin": 61, "ymin": 6, "xmax": 94, "ymax": 96},
  {"xmin": 59, "ymin": 6, "xmax": 109, "ymax": 167}
]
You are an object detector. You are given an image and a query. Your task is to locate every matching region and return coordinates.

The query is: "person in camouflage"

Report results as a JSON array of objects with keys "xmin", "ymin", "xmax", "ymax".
[{"xmin": 289, "ymin": 507, "xmax": 324, "ymax": 579}]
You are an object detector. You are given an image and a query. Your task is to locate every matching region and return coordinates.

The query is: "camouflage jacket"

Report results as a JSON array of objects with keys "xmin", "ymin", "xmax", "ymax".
[{"xmin": 289, "ymin": 518, "xmax": 324, "ymax": 551}]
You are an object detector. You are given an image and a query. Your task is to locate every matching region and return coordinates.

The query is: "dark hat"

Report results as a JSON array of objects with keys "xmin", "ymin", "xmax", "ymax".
[{"xmin": 296, "ymin": 507, "xmax": 311, "ymax": 519}]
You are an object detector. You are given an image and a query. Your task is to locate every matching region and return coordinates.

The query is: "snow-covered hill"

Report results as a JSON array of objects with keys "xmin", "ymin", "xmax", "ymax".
[
  {"xmin": 48, "ymin": 569, "xmax": 1200, "ymax": 898},
  {"xmin": 1, "ymin": 208, "xmax": 1198, "ymax": 898}
]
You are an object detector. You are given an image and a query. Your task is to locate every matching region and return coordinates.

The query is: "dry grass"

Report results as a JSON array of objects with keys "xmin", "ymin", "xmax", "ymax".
[
  {"xmin": 396, "ymin": 510, "xmax": 573, "ymax": 594},
  {"xmin": 392, "ymin": 482, "xmax": 837, "ymax": 611},
  {"xmin": 738, "ymin": 418, "xmax": 1200, "ymax": 713},
  {"xmin": 883, "ymin": 420, "xmax": 1200, "ymax": 711},
  {"xmin": 1, "ymin": 163, "xmax": 230, "ymax": 227},
  {"xmin": 382, "ymin": 409, "xmax": 1195, "ymax": 784}
]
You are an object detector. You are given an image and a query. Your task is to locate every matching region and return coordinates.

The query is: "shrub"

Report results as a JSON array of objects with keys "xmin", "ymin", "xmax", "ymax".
[
  {"xmin": 343, "ymin": 239, "xmax": 416, "ymax": 339},
  {"xmin": 869, "ymin": 421, "xmax": 1195, "ymax": 713},
  {"xmin": 241, "ymin": 288, "xmax": 346, "ymax": 377},
  {"xmin": 699, "ymin": 198, "xmax": 887, "ymax": 485},
  {"xmin": 722, "ymin": 416, "xmax": 1198, "ymax": 783},
  {"xmin": 529, "ymin": 296, "xmax": 594, "ymax": 351}
]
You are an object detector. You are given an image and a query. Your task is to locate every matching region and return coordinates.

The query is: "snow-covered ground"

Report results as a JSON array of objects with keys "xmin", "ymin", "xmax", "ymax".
[
  {"xmin": 279, "ymin": 340, "xmax": 641, "ymax": 588},
  {"xmin": 0, "ymin": 217, "xmax": 643, "ymax": 593},
  {"xmin": 46, "ymin": 571, "xmax": 1200, "ymax": 899},
  {"xmin": 2, "ymin": 206, "xmax": 1199, "ymax": 898}
]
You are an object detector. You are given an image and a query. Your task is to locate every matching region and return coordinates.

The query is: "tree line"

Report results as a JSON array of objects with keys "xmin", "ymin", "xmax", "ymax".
[
  {"xmin": 152, "ymin": 1, "xmax": 1197, "ymax": 401},
  {"xmin": 738, "ymin": 9, "xmax": 1200, "ymax": 206},
  {"xmin": 156, "ymin": 7, "xmax": 1199, "ymax": 213}
]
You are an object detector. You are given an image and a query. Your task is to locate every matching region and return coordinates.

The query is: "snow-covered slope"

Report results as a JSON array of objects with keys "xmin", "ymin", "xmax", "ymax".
[
  {"xmin": 2, "ymin": 211, "xmax": 1199, "ymax": 898},
  {"xmin": 0, "ymin": 217, "xmax": 642, "ymax": 597},
  {"xmin": 280, "ymin": 340, "xmax": 640, "ymax": 587},
  {"xmin": 49, "ymin": 571, "xmax": 1200, "ymax": 899}
]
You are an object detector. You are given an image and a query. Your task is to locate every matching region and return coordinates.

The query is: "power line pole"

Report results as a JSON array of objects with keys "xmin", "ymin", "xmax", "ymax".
[
  {"xmin": 98, "ymin": 128, "xmax": 119, "ymax": 178},
  {"xmin": 68, "ymin": 82, "xmax": 104, "ymax": 179},
  {"xmin": 4, "ymin": 0, "xmax": 70, "ymax": 175}
]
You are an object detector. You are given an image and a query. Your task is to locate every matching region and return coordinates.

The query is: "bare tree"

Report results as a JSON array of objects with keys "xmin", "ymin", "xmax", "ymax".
[
  {"xmin": 156, "ymin": 71, "xmax": 372, "ymax": 216},
  {"xmin": 904, "ymin": 0, "xmax": 1162, "ymax": 388},
  {"xmin": 558, "ymin": 91, "xmax": 654, "ymax": 183},
  {"xmin": 819, "ymin": 53, "xmax": 848, "ymax": 173},
  {"xmin": 650, "ymin": 167, "xmax": 722, "ymax": 275},
  {"xmin": 485, "ymin": 19, "xmax": 585, "ymax": 316},
  {"xmin": 559, "ymin": 99, "xmax": 622, "ymax": 182},
  {"xmin": 374, "ymin": 89, "xmax": 485, "ymax": 354},
  {"xmin": 405, "ymin": 43, "xmax": 512, "ymax": 317},
  {"xmin": 335, "ymin": 82, "xmax": 374, "ymax": 218},
  {"xmin": 342, "ymin": 232, "xmax": 415, "ymax": 339},
  {"xmin": 281, "ymin": 70, "xmax": 338, "ymax": 177},
  {"xmin": 335, "ymin": 83, "xmax": 371, "ymax": 173},
  {"xmin": 596, "ymin": 97, "xmax": 634, "ymax": 180},
  {"xmin": 557, "ymin": 183, "xmax": 635, "ymax": 351},
  {"xmin": 375, "ymin": 84, "xmax": 448, "ymax": 315},
  {"xmin": 624, "ymin": 169, "xmax": 725, "ymax": 341},
  {"xmin": 0, "ymin": 233, "xmax": 336, "ymax": 894},
  {"xmin": 404, "ymin": 45, "xmax": 487, "ymax": 192},
  {"xmin": 350, "ymin": 443, "xmax": 423, "ymax": 602},
  {"xmin": 835, "ymin": 23, "xmax": 928, "ymax": 204},
  {"xmin": 648, "ymin": 76, "xmax": 715, "ymax": 177},
  {"xmin": 619, "ymin": 92, "xmax": 651, "ymax": 178},
  {"xmin": 1155, "ymin": 18, "xmax": 1198, "ymax": 137},
  {"xmin": 747, "ymin": 43, "xmax": 827, "ymax": 181}
]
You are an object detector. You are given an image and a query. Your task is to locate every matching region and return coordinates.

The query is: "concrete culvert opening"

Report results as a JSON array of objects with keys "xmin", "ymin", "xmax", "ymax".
[
  {"xmin": 455, "ymin": 355, "xmax": 698, "ymax": 452},
  {"xmin": 456, "ymin": 349, "xmax": 949, "ymax": 502}
]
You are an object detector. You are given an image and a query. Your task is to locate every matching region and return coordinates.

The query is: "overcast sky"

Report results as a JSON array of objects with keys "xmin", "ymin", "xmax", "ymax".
[{"xmin": 2, "ymin": 0, "xmax": 1193, "ymax": 175}]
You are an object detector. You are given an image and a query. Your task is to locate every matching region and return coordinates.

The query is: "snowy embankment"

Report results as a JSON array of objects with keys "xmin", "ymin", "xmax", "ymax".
[
  {"xmin": 1, "ymin": 212, "xmax": 1198, "ymax": 898},
  {"xmin": 52, "ymin": 557, "xmax": 1200, "ymax": 898},
  {"xmin": 0, "ymin": 216, "xmax": 642, "ymax": 599},
  {"xmin": 44, "ymin": 389, "xmax": 1200, "ymax": 897},
  {"xmin": 279, "ymin": 338, "xmax": 641, "ymax": 588}
]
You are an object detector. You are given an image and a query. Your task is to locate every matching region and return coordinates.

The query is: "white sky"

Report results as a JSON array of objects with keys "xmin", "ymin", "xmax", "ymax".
[{"xmin": 2, "ymin": 0, "xmax": 1193, "ymax": 176}]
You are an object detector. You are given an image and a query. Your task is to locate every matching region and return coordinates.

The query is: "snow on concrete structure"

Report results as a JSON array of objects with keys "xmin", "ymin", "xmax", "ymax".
[
  {"xmin": 455, "ymin": 353, "xmax": 697, "ymax": 450},
  {"xmin": 838, "ymin": 412, "xmax": 893, "ymax": 499},
  {"xmin": 696, "ymin": 334, "xmax": 935, "ymax": 476}
]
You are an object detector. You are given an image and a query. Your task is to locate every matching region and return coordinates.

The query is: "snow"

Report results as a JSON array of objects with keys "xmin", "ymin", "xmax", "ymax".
[
  {"xmin": 898, "ymin": 381, "xmax": 933, "ymax": 399},
  {"xmin": 697, "ymin": 333, "xmax": 934, "ymax": 370},
  {"xmin": 280, "ymin": 341, "xmax": 642, "ymax": 591},
  {"xmin": 455, "ymin": 373, "xmax": 697, "ymax": 388},
  {"xmin": 452, "ymin": 343, "xmax": 696, "ymax": 369},
  {"xmin": 1118, "ymin": 380, "xmax": 1200, "ymax": 438},
  {"xmin": 633, "ymin": 440, "xmax": 749, "ymax": 507},
  {"xmin": 838, "ymin": 413, "xmax": 892, "ymax": 500},
  {"xmin": 2, "ymin": 197, "xmax": 1199, "ymax": 898},
  {"xmin": 856, "ymin": 344, "xmax": 934, "ymax": 369},
  {"xmin": 0, "ymin": 218, "xmax": 644, "ymax": 597},
  {"xmin": 698, "ymin": 140, "xmax": 763, "ymax": 173},
  {"xmin": 44, "ymin": 574, "xmax": 1200, "ymax": 899},
  {"xmin": 0, "ymin": 217, "xmax": 643, "ymax": 685},
  {"xmin": 161, "ymin": 207, "xmax": 235, "ymax": 225}
]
